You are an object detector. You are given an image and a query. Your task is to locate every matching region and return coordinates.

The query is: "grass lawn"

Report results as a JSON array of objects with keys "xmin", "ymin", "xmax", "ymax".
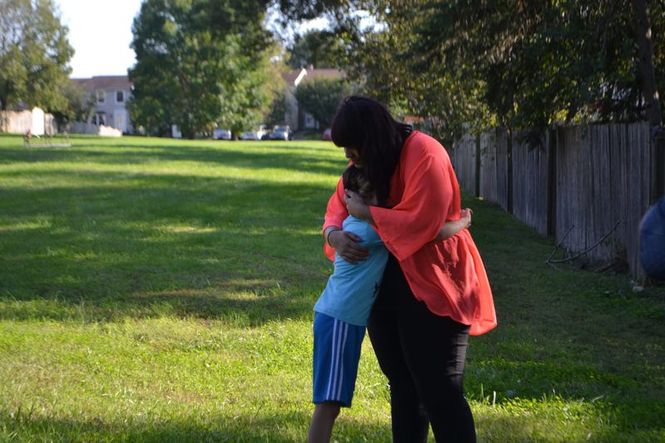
[{"xmin": 0, "ymin": 134, "xmax": 664, "ymax": 442}]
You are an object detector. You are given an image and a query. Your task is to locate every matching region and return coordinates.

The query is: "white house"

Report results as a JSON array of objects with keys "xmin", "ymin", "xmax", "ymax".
[
  {"xmin": 71, "ymin": 75, "xmax": 133, "ymax": 134},
  {"xmin": 69, "ymin": 70, "xmax": 344, "ymax": 136}
]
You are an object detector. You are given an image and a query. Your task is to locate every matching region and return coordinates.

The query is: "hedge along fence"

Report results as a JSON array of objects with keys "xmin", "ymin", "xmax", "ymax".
[{"xmin": 449, "ymin": 122, "xmax": 657, "ymax": 278}]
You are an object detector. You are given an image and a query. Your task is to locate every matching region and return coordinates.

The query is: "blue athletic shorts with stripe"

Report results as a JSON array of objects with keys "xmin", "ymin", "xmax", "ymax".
[{"xmin": 312, "ymin": 312, "xmax": 366, "ymax": 407}]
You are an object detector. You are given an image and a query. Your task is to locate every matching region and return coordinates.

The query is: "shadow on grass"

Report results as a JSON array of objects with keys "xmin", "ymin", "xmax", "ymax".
[
  {"xmin": 3, "ymin": 138, "xmax": 665, "ymax": 438},
  {"xmin": 5, "ymin": 403, "xmax": 662, "ymax": 442},
  {"xmin": 0, "ymin": 409, "xmax": 391, "ymax": 443},
  {"xmin": 0, "ymin": 172, "xmax": 335, "ymax": 325},
  {"xmin": 474, "ymin": 399, "xmax": 665, "ymax": 442},
  {"xmin": 0, "ymin": 140, "xmax": 347, "ymax": 178}
]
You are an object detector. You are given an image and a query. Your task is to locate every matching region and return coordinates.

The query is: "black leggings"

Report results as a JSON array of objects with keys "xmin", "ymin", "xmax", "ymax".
[{"xmin": 367, "ymin": 255, "xmax": 476, "ymax": 443}]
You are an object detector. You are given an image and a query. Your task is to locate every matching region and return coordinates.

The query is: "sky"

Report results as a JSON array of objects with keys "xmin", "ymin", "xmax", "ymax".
[
  {"xmin": 56, "ymin": 0, "xmax": 329, "ymax": 79},
  {"xmin": 56, "ymin": 0, "xmax": 143, "ymax": 78}
]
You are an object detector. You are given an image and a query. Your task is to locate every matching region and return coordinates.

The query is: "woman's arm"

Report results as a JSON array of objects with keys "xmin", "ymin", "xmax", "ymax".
[
  {"xmin": 364, "ymin": 137, "xmax": 455, "ymax": 261},
  {"xmin": 435, "ymin": 208, "xmax": 472, "ymax": 241},
  {"xmin": 326, "ymin": 228, "xmax": 369, "ymax": 263}
]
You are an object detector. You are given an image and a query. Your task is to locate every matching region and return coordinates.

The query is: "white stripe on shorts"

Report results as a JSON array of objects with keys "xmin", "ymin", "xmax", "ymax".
[
  {"xmin": 336, "ymin": 321, "xmax": 349, "ymax": 400},
  {"xmin": 325, "ymin": 318, "xmax": 349, "ymax": 401}
]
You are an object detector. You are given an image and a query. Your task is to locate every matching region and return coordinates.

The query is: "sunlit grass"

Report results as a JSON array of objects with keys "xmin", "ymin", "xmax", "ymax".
[{"xmin": 1, "ymin": 133, "xmax": 664, "ymax": 442}]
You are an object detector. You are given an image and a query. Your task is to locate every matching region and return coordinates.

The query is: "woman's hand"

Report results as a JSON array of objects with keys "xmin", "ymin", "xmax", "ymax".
[
  {"xmin": 344, "ymin": 190, "xmax": 373, "ymax": 222},
  {"xmin": 328, "ymin": 229, "xmax": 369, "ymax": 263},
  {"xmin": 460, "ymin": 208, "xmax": 472, "ymax": 228},
  {"xmin": 434, "ymin": 208, "xmax": 473, "ymax": 242}
]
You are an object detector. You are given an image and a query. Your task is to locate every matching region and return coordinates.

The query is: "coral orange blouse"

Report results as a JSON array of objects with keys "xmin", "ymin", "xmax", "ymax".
[{"xmin": 323, "ymin": 131, "xmax": 497, "ymax": 335}]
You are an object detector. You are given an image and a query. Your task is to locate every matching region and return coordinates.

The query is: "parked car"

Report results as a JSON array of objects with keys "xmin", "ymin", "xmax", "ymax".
[
  {"xmin": 213, "ymin": 128, "xmax": 232, "ymax": 140},
  {"xmin": 322, "ymin": 128, "xmax": 332, "ymax": 141},
  {"xmin": 240, "ymin": 125, "xmax": 268, "ymax": 140},
  {"xmin": 267, "ymin": 125, "xmax": 291, "ymax": 141}
]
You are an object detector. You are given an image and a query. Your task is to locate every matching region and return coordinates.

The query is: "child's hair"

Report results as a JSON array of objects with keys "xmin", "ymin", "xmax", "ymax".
[{"xmin": 343, "ymin": 165, "xmax": 374, "ymax": 203}]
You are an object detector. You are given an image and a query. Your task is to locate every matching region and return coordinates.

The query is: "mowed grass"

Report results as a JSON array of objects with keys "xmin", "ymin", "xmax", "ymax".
[{"xmin": 0, "ymin": 134, "xmax": 664, "ymax": 442}]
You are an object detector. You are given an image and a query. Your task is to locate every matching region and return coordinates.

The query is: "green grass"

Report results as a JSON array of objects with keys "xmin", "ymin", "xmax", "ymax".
[{"xmin": 1, "ymin": 134, "xmax": 663, "ymax": 442}]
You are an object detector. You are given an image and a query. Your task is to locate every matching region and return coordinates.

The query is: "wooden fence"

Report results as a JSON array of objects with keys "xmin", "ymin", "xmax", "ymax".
[{"xmin": 450, "ymin": 122, "xmax": 658, "ymax": 278}]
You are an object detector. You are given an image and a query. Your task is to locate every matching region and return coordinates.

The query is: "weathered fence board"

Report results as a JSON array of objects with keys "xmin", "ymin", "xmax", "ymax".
[
  {"xmin": 512, "ymin": 132, "xmax": 550, "ymax": 236},
  {"xmin": 479, "ymin": 132, "xmax": 498, "ymax": 203},
  {"xmin": 495, "ymin": 130, "xmax": 510, "ymax": 211},
  {"xmin": 451, "ymin": 121, "xmax": 656, "ymax": 278},
  {"xmin": 451, "ymin": 133, "xmax": 478, "ymax": 196}
]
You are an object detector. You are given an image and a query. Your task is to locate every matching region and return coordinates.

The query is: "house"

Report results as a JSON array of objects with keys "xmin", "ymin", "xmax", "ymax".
[
  {"xmin": 69, "ymin": 69, "xmax": 344, "ymax": 136},
  {"xmin": 71, "ymin": 75, "xmax": 133, "ymax": 134},
  {"xmin": 281, "ymin": 67, "xmax": 344, "ymax": 132}
]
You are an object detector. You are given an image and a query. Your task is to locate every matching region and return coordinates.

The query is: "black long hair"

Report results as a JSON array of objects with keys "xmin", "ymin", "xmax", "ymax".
[{"xmin": 330, "ymin": 96, "xmax": 412, "ymax": 206}]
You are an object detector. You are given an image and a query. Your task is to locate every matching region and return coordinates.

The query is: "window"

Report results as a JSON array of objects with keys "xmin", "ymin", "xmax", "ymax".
[
  {"xmin": 304, "ymin": 112, "xmax": 318, "ymax": 129},
  {"xmin": 96, "ymin": 90, "xmax": 105, "ymax": 103},
  {"xmin": 116, "ymin": 90, "xmax": 124, "ymax": 103},
  {"xmin": 94, "ymin": 112, "xmax": 106, "ymax": 126}
]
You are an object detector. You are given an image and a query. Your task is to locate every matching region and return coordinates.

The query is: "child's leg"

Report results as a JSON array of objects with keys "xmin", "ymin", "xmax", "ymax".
[
  {"xmin": 308, "ymin": 401, "xmax": 341, "ymax": 443},
  {"xmin": 310, "ymin": 313, "xmax": 365, "ymax": 442}
]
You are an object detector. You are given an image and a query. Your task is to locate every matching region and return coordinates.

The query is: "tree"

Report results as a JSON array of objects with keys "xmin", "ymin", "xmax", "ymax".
[
  {"xmin": 51, "ymin": 81, "xmax": 95, "ymax": 130},
  {"xmin": 264, "ymin": 89, "xmax": 287, "ymax": 127},
  {"xmin": 276, "ymin": 1, "xmax": 489, "ymax": 141},
  {"xmin": 294, "ymin": 77, "xmax": 351, "ymax": 128},
  {"xmin": 633, "ymin": 0, "xmax": 665, "ymax": 198},
  {"xmin": 128, "ymin": 0, "xmax": 276, "ymax": 138},
  {"xmin": 277, "ymin": 1, "xmax": 665, "ymax": 145},
  {"xmin": 0, "ymin": 0, "xmax": 74, "ymax": 112},
  {"xmin": 286, "ymin": 30, "xmax": 346, "ymax": 69},
  {"xmin": 407, "ymin": 0, "xmax": 665, "ymax": 147}
]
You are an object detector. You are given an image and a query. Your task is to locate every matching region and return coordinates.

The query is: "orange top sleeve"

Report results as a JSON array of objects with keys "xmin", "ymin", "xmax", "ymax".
[
  {"xmin": 322, "ymin": 177, "xmax": 348, "ymax": 261},
  {"xmin": 369, "ymin": 133, "xmax": 455, "ymax": 261},
  {"xmin": 322, "ymin": 131, "xmax": 497, "ymax": 335}
]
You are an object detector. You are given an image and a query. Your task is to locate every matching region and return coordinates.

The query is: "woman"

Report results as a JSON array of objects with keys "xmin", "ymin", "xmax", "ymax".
[{"xmin": 322, "ymin": 96, "xmax": 497, "ymax": 442}]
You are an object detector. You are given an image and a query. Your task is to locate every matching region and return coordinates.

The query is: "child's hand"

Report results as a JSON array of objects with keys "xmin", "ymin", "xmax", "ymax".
[
  {"xmin": 344, "ymin": 190, "xmax": 371, "ymax": 221},
  {"xmin": 460, "ymin": 208, "xmax": 473, "ymax": 228}
]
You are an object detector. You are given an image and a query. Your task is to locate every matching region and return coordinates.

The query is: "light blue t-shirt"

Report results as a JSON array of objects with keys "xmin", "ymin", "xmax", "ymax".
[{"xmin": 314, "ymin": 215, "xmax": 389, "ymax": 326}]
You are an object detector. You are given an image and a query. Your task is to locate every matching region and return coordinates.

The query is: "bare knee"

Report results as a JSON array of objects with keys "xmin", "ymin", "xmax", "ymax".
[
  {"xmin": 314, "ymin": 402, "xmax": 341, "ymax": 420},
  {"xmin": 309, "ymin": 402, "xmax": 342, "ymax": 443}
]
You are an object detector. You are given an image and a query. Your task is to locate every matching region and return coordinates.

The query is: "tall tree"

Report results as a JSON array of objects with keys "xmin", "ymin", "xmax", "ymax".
[
  {"xmin": 632, "ymin": 0, "xmax": 664, "ymax": 198},
  {"xmin": 294, "ymin": 77, "xmax": 351, "ymax": 128},
  {"xmin": 0, "ymin": 0, "xmax": 74, "ymax": 111},
  {"xmin": 277, "ymin": 0, "xmax": 665, "ymax": 145},
  {"xmin": 415, "ymin": 1, "xmax": 644, "ymax": 131},
  {"xmin": 129, "ymin": 0, "xmax": 275, "ymax": 138},
  {"xmin": 286, "ymin": 30, "xmax": 346, "ymax": 69}
]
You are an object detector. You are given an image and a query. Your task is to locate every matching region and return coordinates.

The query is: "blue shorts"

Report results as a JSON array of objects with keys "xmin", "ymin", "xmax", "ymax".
[{"xmin": 312, "ymin": 312, "xmax": 366, "ymax": 407}]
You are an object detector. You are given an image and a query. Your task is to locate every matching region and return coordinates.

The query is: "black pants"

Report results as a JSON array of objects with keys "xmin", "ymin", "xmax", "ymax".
[{"xmin": 367, "ymin": 255, "xmax": 476, "ymax": 443}]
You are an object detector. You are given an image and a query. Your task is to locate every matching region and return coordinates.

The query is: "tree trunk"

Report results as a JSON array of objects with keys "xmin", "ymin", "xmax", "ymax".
[{"xmin": 632, "ymin": 0, "xmax": 665, "ymax": 200}]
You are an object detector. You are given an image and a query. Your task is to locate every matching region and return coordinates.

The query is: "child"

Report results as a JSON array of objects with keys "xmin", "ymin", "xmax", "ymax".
[{"xmin": 308, "ymin": 165, "xmax": 473, "ymax": 443}]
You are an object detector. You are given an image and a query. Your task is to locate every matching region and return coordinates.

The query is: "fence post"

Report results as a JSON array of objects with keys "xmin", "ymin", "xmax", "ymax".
[
  {"xmin": 475, "ymin": 134, "xmax": 481, "ymax": 197},
  {"xmin": 507, "ymin": 128, "xmax": 513, "ymax": 213},
  {"xmin": 547, "ymin": 128, "xmax": 557, "ymax": 236},
  {"xmin": 654, "ymin": 137, "xmax": 665, "ymax": 200}
]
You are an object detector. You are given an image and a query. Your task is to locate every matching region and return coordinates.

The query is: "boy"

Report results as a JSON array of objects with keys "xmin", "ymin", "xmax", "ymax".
[{"xmin": 308, "ymin": 165, "xmax": 472, "ymax": 443}]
